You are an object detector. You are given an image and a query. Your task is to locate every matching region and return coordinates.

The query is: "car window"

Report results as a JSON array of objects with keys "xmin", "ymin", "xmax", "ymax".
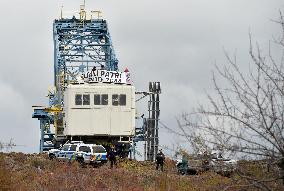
[
  {"xmin": 62, "ymin": 144, "xmax": 70, "ymax": 151},
  {"xmin": 79, "ymin": 146, "xmax": 91, "ymax": 153},
  {"xmin": 69, "ymin": 145, "xmax": 77, "ymax": 151},
  {"xmin": 92, "ymin": 146, "xmax": 106, "ymax": 153}
]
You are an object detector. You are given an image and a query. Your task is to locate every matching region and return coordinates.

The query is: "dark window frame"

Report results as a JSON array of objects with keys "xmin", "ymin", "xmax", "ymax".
[
  {"xmin": 83, "ymin": 94, "xmax": 90, "ymax": 105},
  {"xmin": 112, "ymin": 94, "xmax": 119, "ymax": 106},
  {"xmin": 94, "ymin": 94, "xmax": 109, "ymax": 105},
  {"xmin": 119, "ymin": 94, "xmax": 126, "ymax": 106},
  {"xmin": 75, "ymin": 94, "xmax": 82, "ymax": 105},
  {"xmin": 69, "ymin": 145, "xmax": 77, "ymax": 151},
  {"xmin": 101, "ymin": 94, "xmax": 108, "ymax": 105},
  {"xmin": 92, "ymin": 146, "xmax": 106, "ymax": 153},
  {"xmin": 112, "ymin": 94, "xmax": 126, "ymax": 106},
  {"xmin": 62, "ymin": 144, "xmax": 70, "ymax": 151},
  {"xmin": 79, "ymin": 146, "xmax": 91, "ymax": 153},
  {"xmin": 94, "ymin": 94, "xmax": 101, "ymax": 105}
]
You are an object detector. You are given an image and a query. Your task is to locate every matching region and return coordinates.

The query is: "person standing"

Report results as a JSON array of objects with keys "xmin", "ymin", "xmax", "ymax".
[
  {"xmin": 278, "ymin": 157, "xmax": 284, "ymax": 184},
  {"xmin": 156, "ymin": 149, "xmax": 165, "ymax": 171},
  {"xmin": 108, "ymin": 148, "xmax": 117, "ymax": 169}
]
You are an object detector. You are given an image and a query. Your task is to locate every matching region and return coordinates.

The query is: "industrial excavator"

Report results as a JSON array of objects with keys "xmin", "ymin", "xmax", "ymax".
[{"xmin": 32, "ymin": 4, "xmax": 161, "ymax": 161}]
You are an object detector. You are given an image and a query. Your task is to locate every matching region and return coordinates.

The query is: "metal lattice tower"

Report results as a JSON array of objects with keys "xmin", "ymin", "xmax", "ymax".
[
  {"xmin": 134, "ymin": 82, "xmax": 161, "ymax": 161},
  {"xmin": 53, "ymin": 13, "xmax": 118, "ymax": 106}
]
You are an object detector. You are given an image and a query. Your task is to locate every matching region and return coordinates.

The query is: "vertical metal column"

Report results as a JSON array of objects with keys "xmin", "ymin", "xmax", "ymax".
[
  {"xmin": 146, "ymin": 96, "xmax": 151, "ymax": 160},
  {"xmin": 39, "ymin": 119, "xmax": 52, "ymax": 153},
  {"xmin": 33, "ymin": 108, "xmax": 54, "ymax": 153},
  {"xmin": 39, "ymin": 120, "xmax": 45, "ymax": 153},
  {"xmin": 150, "ymin": 93, "xmax": 156, "ymax": 161},
  {"xmin": 143, "ymin": 118, "xmax": 148, "ymax": 161},
  {"xmin": 154, "ymin": 93, "xmax": 160, "ymax": 158},
  {"xmin": 145, "ymin": 82, "xmax": 161, "ymax": 161}
]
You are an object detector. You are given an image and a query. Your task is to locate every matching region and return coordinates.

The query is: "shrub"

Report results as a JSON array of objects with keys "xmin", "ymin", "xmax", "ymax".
[{"xmin": 0, "ymin": 155, "xmax": 12, "ymax": 191}]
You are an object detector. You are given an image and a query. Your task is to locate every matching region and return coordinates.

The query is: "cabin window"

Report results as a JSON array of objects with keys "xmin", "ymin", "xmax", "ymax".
[
  {"xmin": 102, "ymin": 94, "xmax": 108, "ymax": 105},
  {"xmin": 112, "ymin": 94, "xmax": 119, "ymax": 106},
  {"xmin": 112, "ymin": 94, "xmax": 126, "ymax": 106},
  {"xmin": 75, "ymin": 94, "xmax": 82, "ymax": 105},
  {"xmin": 120, "ymin": 94, "xmax": 126, "ymax": 106},
  {"xmin": 94, "ymin": 94, "xmax": 100, "ymax": 105},
  {"xmin": 83, "ymin": 94, "xmax": 90, "ymax": 105},
  {"xmin": 94, "ymin": 94, "xmax": 109, "ymax": 105}
]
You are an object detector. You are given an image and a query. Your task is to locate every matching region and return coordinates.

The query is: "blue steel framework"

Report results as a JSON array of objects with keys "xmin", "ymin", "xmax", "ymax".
[
  {"xmin": 33, "ymin": 13, "xmax": 119, "ymax": 153},
  {"xmin": 53, "ymin": 16, "xmax": 118, "ymax": 106},
  {"xmin": 32, "ymin": 108, "xmax": 54, "ymax": 152}
]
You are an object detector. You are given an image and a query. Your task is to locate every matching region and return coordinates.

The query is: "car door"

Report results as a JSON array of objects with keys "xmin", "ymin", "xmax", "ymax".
[
  {"xmin": 92, "ymin": 146, "xmax": 107, "ymax": 161},
  {"xmin": 66, "ymin": 145, "xmax": 77, "ymax": 161},
  {"xmin": 78, "ymin": 145, "xmax": 92, "ymax": 162},
  {"xmin": 58, "ymin": 144, "xmax": 70, "ymax": 160}
]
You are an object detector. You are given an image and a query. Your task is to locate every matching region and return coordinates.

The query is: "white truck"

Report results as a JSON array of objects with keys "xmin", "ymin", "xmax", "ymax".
[{"xmin": 48, "ymin": 142, "xmax": 108, "ymax": 166}]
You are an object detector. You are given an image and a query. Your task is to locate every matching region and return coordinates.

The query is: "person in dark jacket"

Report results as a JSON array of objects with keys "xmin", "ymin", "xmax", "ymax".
[
  {"xmin": 278, "ymin": 157, "xmax": 284, "ymax": 184},
  {"xmin": 156, "ymin": 149, "xmax": 165, "ymax": 171},
  {"xmin": 108, "ymin": 148, "xmax": 117, "ymax": 169}
]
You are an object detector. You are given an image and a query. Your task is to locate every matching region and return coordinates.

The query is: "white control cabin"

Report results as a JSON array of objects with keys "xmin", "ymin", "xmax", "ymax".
[{"xmin": 63, "ymin": 83, "xmax": 135, "ymax": 139}]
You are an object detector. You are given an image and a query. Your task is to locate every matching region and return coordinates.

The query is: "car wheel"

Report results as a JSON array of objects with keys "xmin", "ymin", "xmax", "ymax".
[
  {"xmin": 179, "ymin": 169, "xmax": 186, "ymax": 175},
  {"xmin": 49, "ymin": 154, "xmax": 55, "ymax": 160},
  {"xmin": 77, "ymin": 158, "xmax": 84, "ymax": 166}
]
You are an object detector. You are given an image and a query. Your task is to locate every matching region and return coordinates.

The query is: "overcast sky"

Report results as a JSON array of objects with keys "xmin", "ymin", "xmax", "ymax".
[{"xmin": 0, "ymin": 0, "xmax": 283, "ymax": 154}]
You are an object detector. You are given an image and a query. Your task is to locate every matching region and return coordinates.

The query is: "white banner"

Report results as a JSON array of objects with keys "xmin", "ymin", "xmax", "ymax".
[{"xmin": 80, "ymin": 69, "xmax": 131, "ymax": 84}]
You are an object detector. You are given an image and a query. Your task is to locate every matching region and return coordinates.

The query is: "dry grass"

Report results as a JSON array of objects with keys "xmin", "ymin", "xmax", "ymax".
[{"xmin": 0, "ymin": 152, "xmax": 283, "ymax": 191}]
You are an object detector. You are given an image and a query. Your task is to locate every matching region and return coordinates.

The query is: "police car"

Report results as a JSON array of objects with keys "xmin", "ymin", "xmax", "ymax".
[{"xmin": 48, "ymin": 142, "xmax": 108, "ymax": 165}]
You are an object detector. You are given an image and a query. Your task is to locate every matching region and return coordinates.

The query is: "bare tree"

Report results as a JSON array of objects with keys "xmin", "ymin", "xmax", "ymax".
[
  {"xmin": 0, "ymin": 139, "xmax": 16, "ymax": 152},
  {"xmin": 175, "ymin": 12, "xmax": 284, "ymax": 189}
]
